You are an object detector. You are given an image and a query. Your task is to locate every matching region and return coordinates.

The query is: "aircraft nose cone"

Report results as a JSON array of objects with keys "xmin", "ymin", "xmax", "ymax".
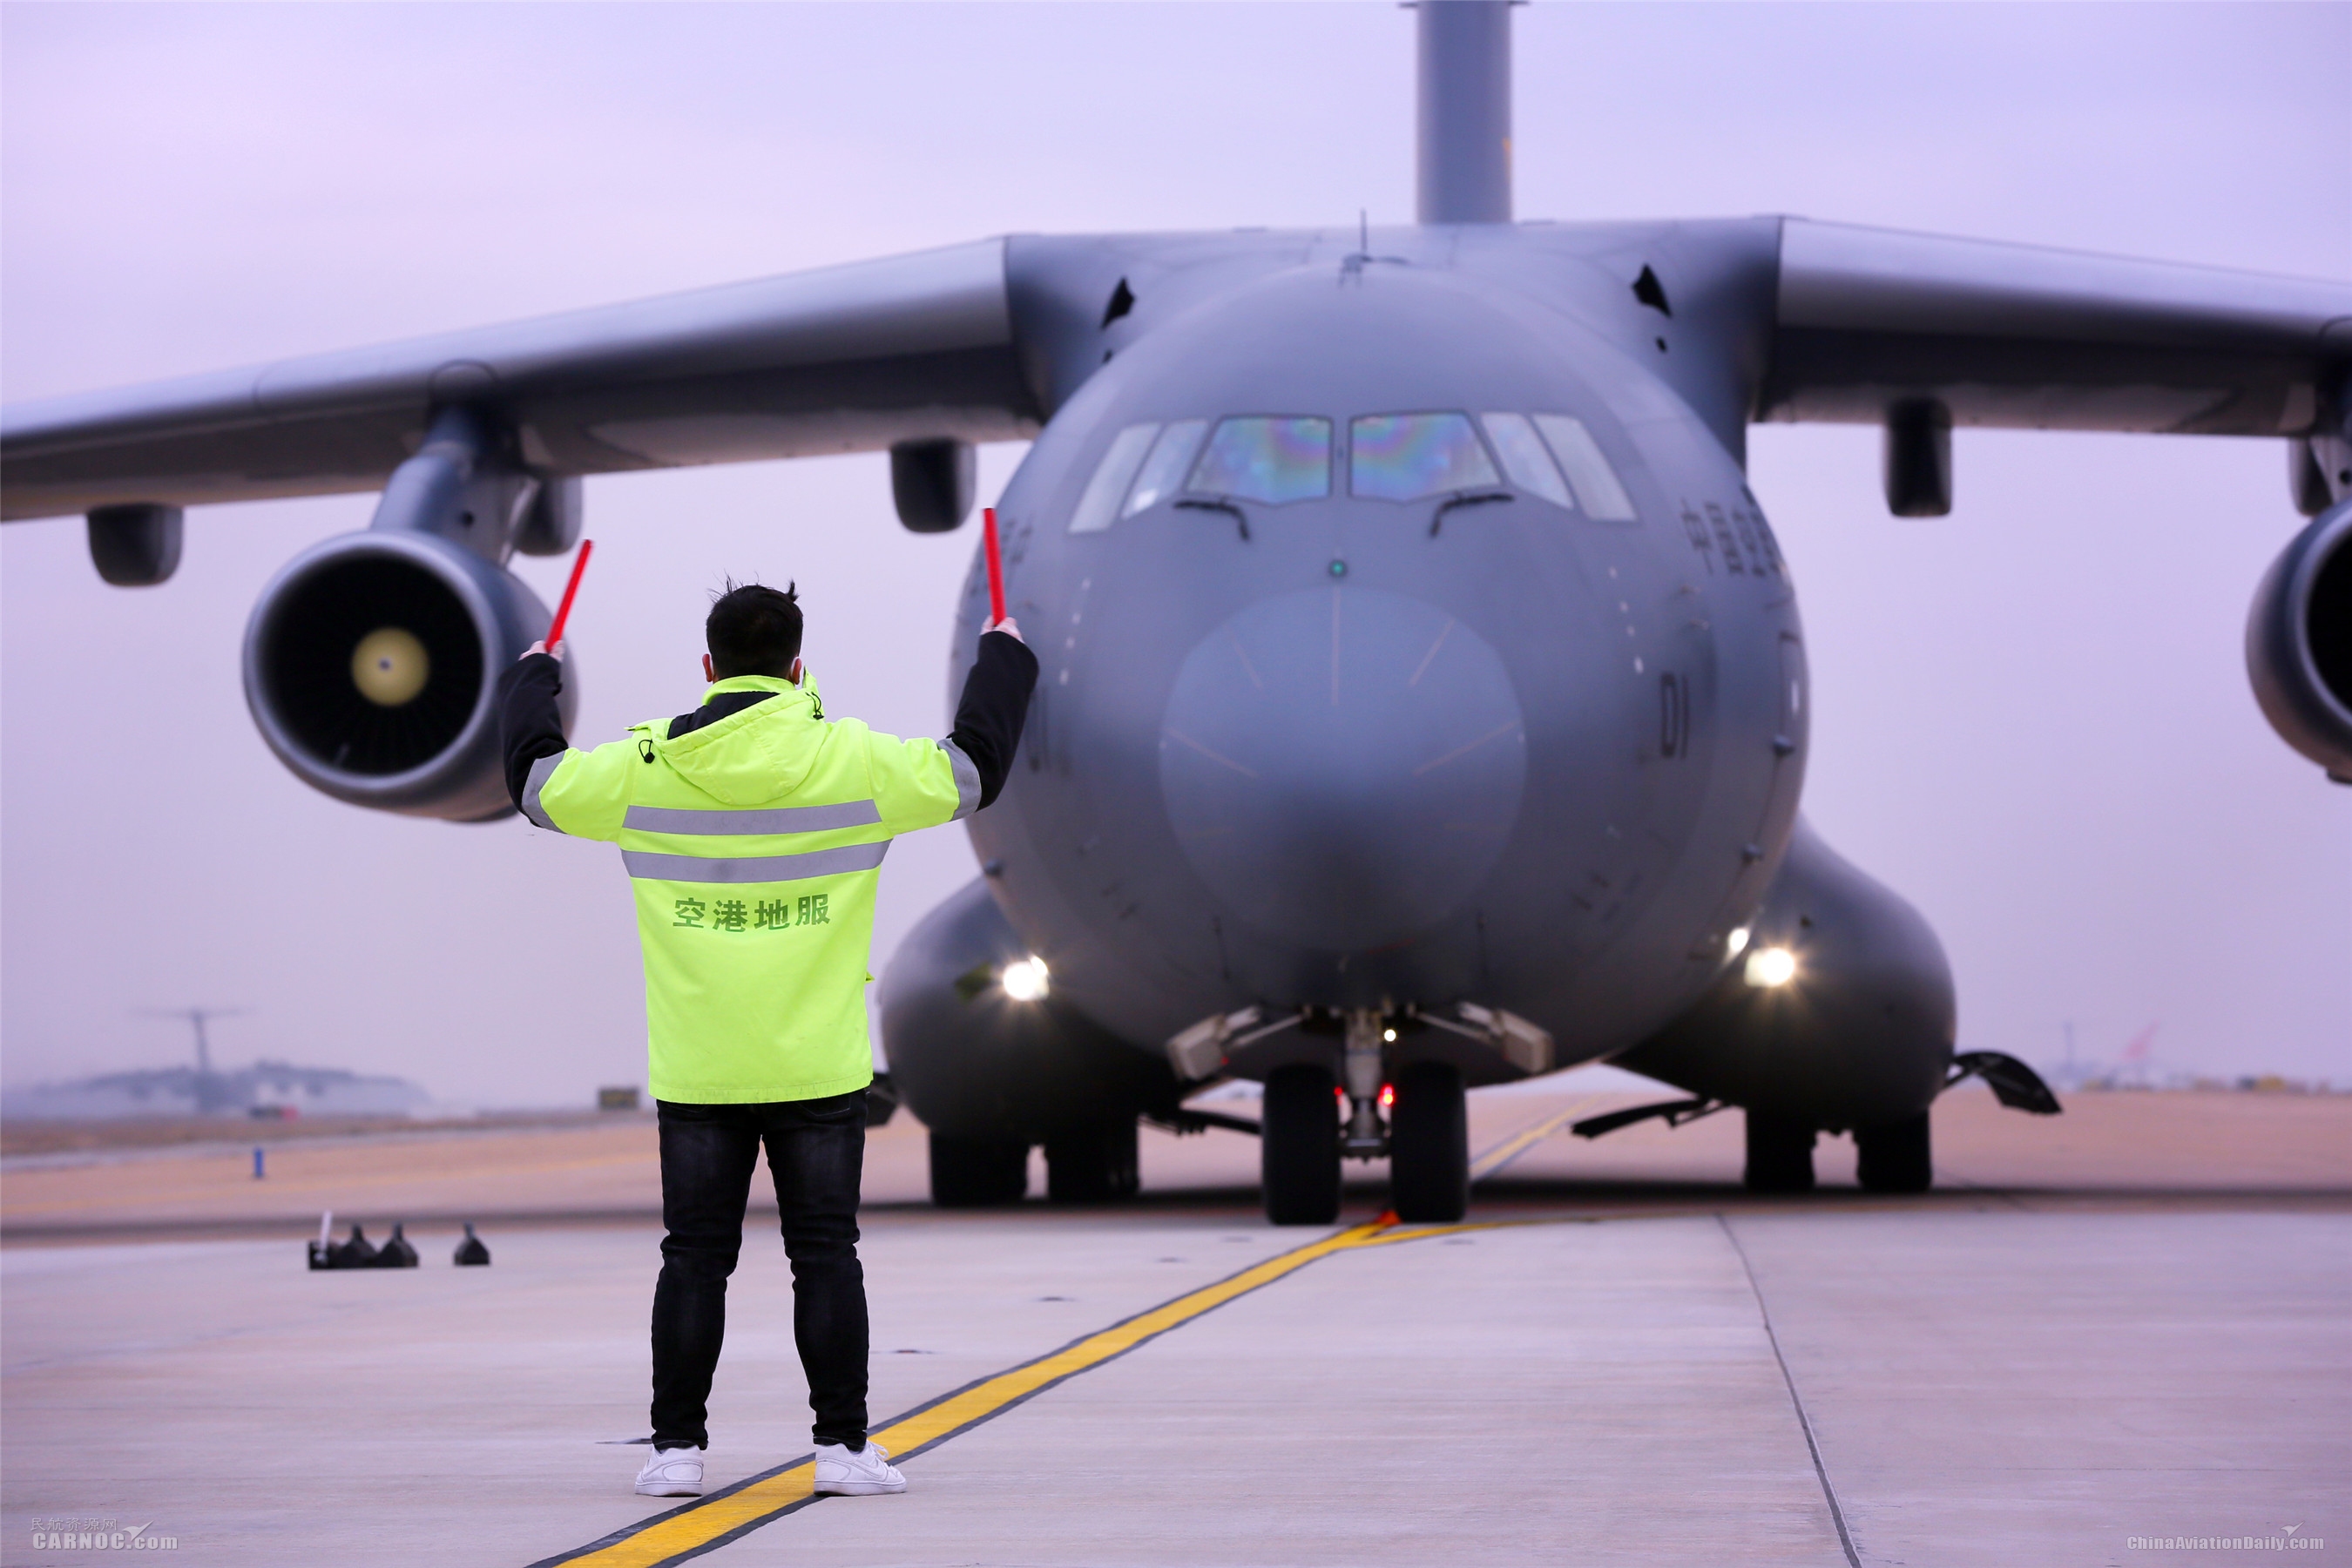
[{"xmin": 1159, "ymin": 586, "xmax": 1526, "ymax": 951}]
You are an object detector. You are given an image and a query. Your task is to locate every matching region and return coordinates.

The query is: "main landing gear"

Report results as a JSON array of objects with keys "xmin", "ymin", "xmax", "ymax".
[
  {"xmin": 928, "ymin": 1118, "xmax": 1140, "ymax": 1206},
  {"xmin": 1742, "ymin": 1114, "xmax": 1817, "ymax": 1193},
  {"xmin": 1044, "ymin": 1119, "xmax": 1140, "ymax": 1203},
  {"xmin": 1854, "ymin": 1112, "xmax": 1931, "ymax": 1193},
  {"xmin": 1741, "ymin": 1110, "xmax": 1935, "ymax": 1194},
  {"xmin": 929, "ymin": 1133, "xmax": 1028, "ymax": 1207}
]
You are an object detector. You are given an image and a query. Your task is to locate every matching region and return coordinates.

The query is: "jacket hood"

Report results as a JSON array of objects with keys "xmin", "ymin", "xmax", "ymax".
[{"xmin": 639, "ymin": 672, "xmax": 827, "ymax": 806}]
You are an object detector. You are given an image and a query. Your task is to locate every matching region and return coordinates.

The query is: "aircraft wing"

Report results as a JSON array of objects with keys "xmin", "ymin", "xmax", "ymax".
[
  {"xmin": 1761, "ymin": 218, "xmax": 2352, "ymax": 437},
  {"xmin": 0, "ymin": 239, "xmax": 1037, "ymax": 523}
]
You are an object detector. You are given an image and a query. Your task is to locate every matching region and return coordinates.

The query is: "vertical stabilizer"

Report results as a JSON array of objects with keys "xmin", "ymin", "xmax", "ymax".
[{"xmin": 1416, "ymin": 0, "xmax": 1513, "ymax": 224}]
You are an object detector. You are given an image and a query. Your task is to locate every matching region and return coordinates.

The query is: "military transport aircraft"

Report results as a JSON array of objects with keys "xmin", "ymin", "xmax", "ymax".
[{"xmin": 4, "ymin": 3, "xmax": 2347, "ymax": 1224}]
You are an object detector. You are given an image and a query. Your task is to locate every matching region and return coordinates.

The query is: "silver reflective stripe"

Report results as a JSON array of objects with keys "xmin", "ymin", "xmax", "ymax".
[
  {"xmin": 623, "ymin": 801, "xmax": 882, "ymax": 835},
  {"xmin": 942, "ymin": 738, "xmax": 982, "ymax": 821},
  {"xmin": 621, "ymin": 840, "xmax": 890, "ymax": 885},
  {"xmin": 521, "ymin": 752, "xmax": 566, "ymax": 833}
]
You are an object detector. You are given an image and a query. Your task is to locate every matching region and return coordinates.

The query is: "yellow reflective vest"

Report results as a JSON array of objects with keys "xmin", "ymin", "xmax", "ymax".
[{"xmin": 520, "ymin": 672, "xmax": 977, "ymax": 1103}]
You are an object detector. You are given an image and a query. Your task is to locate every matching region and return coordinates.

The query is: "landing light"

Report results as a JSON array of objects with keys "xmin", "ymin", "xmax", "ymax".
[
  {"xmin": 1382, "ymin": 1028, "xmax": 1396, "ymax": 1043},
  {"xmin": 1000, "ymin": 956, "xmax": 1050, "ymax": 1002},
  {"xmin": 1726, "ymin": 926, "xmax": 1752, "ymax": 957},
  {"xmin": 1743, "ymin": 947, "xmax": 1797, "ymax": 988}
]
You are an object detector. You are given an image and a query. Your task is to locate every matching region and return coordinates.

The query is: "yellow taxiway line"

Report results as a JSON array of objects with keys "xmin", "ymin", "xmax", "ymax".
[
  {"xmin": 534, "ymin": 1099, "xmax": 1605, "ymax": 1567},
  {"xmin": 533, "ymin": 1215, "xmax": 1416, "ymax": 1567},
  {"xmin": 1468, "ymin": 1094, "xmax": 1604, "ymax": 1180}
]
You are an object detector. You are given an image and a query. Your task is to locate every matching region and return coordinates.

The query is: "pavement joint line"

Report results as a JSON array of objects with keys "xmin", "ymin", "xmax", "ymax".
[
  {"xmin": 1717, "ymin": 1213, "xmax": 1863, "ymax": 1568},
  {"xmin": 1468, "ymin": 1095, "xmax": 1606, "ymax": 1181},
  {"xmin": 529, "ymin": 1214, "xmax": 1420, "ymax": 1568}
]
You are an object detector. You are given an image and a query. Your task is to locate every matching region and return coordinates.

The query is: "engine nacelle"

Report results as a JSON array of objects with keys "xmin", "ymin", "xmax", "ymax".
[
  {"xmin": 2246, "ymin": 497, "xmax": 2352, "ymax": 783},
  {"xmin": 241, "ymin": 529, "xmax": 572, "ymax": 821}
]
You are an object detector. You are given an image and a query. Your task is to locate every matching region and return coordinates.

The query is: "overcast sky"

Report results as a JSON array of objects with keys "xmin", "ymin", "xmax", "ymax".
[{"xmin": 3, "ymin": 1, "xmax": 2346, "ymax": 1105}]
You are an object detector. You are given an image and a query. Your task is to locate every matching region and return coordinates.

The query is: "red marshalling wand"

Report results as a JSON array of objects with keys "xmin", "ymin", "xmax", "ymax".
[
  {"xmin": 544, "ymin": 538, "xmax": 595, "ymax": 652},
  {"xmin": 982, "ymin": 506, "xmax": 1007, "ymax": 626}
]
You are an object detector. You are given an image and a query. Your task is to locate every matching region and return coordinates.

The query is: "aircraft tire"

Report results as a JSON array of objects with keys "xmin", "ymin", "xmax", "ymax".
[
  {"xmin": 1261, "ymin": 1065, "xmax": 1342, "ymax": 1226},
  {"xmin": 1388, "ymin": 1062, "xmax": 1469, "ymax": 1223},
  {"xmin": 1044, "ymin": 1119, "xmax": 1140, "ymax": 1203},
  {"xmin": 1855, "ymin": 1112, "xmax": 1932, "ymax": 1193},
  {"xmin": 929, "ymin": 1132, "xmax": 1030, "ymax": 1207},
  {"xmin": 1743, "ymin": 1113, "xmax": 1817, "ymax": 1193}
]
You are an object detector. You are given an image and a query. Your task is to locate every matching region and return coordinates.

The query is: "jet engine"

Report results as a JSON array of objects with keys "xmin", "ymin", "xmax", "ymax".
[
  {"xmin": 2247, "ymin": 497, "xmax": 2352, "ymax": 783},
  {"xmin": 242, "ymin": 527, "xmax": 567, "ymax": 820},
  {"xmin": 241, "ymin": 405, "xmax": 580, "ymax": 821}
]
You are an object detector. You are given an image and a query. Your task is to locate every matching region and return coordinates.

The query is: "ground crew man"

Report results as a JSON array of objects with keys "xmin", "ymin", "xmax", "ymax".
[{"xmin": 497, "ymin": 579, "xmax": 1036, "ymax": 1500}]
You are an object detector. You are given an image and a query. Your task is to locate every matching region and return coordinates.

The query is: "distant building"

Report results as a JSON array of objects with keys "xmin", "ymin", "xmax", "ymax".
[{"xmin": 0, "ymin": 1059, "xmax": 430, "ymax": 1120}]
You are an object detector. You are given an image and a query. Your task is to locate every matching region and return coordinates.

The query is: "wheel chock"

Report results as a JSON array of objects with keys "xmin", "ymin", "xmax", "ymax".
[
  {"xmin": 306, "ymin": 1215, "xmax": 488, "ymax": 1268},
  {"xmin": 310, "ymin": 1222, "xmax": 376, "ymax": 1269},
  {"xmin": 374, "ymin": 1223, "xmax": 420, "ymax": 1268}
]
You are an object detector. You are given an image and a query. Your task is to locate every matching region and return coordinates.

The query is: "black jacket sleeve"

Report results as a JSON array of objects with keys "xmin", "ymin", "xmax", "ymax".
[
  {"xmin": 950, "ymin": 631, "xmax": 1040, "ymax": 811},
  {"xmin": 497, "ymin": 652, "xmax": 569, "ymax": 812}
]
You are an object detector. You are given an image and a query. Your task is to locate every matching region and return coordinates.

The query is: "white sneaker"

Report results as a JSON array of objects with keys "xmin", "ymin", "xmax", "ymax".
[
  {"xmin": 635, "ymin": 1446, "xmax": 705, "ymax": 1497},
  {"xmin": 812, "ymin": 1439, "xmax": 906, "ymax": 1496}
]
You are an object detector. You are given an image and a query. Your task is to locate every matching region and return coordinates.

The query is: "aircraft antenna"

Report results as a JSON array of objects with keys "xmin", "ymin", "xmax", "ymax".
[{"xmin": 1415, "ymin": 0, "xmax": 1514, "ymax": 224}]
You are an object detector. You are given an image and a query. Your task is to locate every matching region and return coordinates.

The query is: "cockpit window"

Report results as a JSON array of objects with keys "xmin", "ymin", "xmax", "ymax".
[
  {"xmin": 1187, "ymin": 416, "xmax": 1333, "ymax": 505},
  {"xmin": 1070, "ymin": 422, "xmax": 1160, "ymax": 533},
  {"xmin": 1123, "ymin": 419, "xmax": 1208, "ymax": 517},
  {"xmin": 1534, "ymin": 414, "xmax": 1639, "ymax": 522},
  {"xmin": 1348, "ymin": 413, "xmax": 1500, "ymax": 502},
  {"xmin": 1477, "ymin": 413, "xmax": 1573, "ymax": 509}
]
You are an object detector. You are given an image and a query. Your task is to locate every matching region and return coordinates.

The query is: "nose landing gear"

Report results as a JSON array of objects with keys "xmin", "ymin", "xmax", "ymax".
[
  {"xmin": 1261, "ymin": 1064, "xmax": 1343, "ymax": 1225},
  {"xmin": 1258, "ymin": 1010, "xmax": 1473, "ymax": 1226},
  {"xmin": 1341, "ymin": 1010, "xmax": 1389, "ymax": 1159},
  {"xmin": 1389, "ymin": 1061, "xmax": 1469, "ymax": 1223}
]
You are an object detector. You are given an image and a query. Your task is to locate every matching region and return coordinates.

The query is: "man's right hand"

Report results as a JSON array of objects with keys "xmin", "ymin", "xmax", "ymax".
[
  {"xmin": 986, "ymin": 618, "xmax": 1024, "ymax": 644},
  {"xmin": 524, "ymin": 639, "xmax": 565, "ymax": 662}
]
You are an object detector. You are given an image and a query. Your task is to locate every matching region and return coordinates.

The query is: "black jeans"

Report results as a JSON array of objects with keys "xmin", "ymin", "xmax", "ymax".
[{"xmin": 651, "ymin": 1092, "xmax": 868, "ymax": 1452}]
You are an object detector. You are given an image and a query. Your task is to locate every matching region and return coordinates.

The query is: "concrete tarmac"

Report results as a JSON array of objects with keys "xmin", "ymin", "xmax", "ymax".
[{"xmin": 3, "ymin": 1088, "xmax": 2347, "ymax": 1566}]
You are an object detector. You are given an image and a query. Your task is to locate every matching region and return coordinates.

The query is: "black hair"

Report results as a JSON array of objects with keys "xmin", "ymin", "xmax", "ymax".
[{"xmin": 706, "ymin": 579, "xmax": 803, "ymax": 678}]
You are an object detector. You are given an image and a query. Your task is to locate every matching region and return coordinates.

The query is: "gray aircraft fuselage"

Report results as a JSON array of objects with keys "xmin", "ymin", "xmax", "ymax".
[{"xmin": 948, "ymin": 240, "xmax": 1801, "ymax": 1073}]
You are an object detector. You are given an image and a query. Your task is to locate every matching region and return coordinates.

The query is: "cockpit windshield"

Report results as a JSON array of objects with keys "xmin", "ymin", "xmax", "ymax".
[
  {"xmin": 1187, "ymin": 416, "xmax": 1333, "ymax": 505},
  {"xmin": 1533, "ymin": 414, "xmax": 1638, "ymax": 522},
  {"xmin": 1125, "ymin": 420, "xmax": 1207, "ymax": 516},
  {"xmin": 1071, "ymin": 416, "xmax": 1330, "ymax": 531},
  {"xmin": 1348, "ymin": 412, "xmax": 1499, "ymax": 502},
  {"xmin": 1069, "ymin": 423, "xmax": 1159, "ymax": 533},
  {"xmin": 1067, "ymin": 408, "xmax": 1636, "ymax": 531},
  {"xmin": 1477, "ymin": 413, "xmax": 1572, "ymax": 509}
]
